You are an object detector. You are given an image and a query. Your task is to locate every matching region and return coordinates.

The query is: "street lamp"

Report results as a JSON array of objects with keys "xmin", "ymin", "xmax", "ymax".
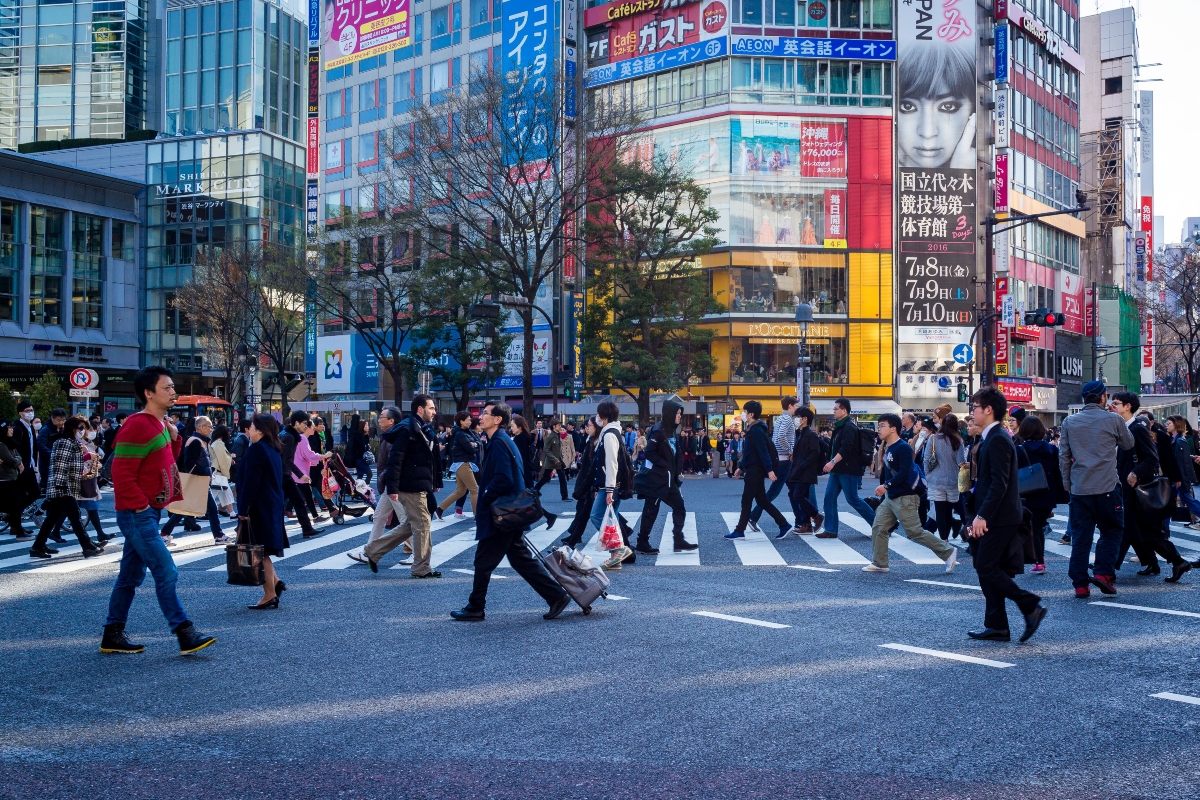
[{"xmin": 794, "ymin": 302, "xmax": 813, "ymax": 407}]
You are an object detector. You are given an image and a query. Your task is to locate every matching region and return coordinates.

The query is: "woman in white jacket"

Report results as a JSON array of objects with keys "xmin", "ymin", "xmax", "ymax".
[{"xmin": 589, "ymin": 400, "xmax": 633, "ymax": 570}]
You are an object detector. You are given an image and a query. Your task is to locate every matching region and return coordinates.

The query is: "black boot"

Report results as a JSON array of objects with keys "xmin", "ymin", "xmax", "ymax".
[
  {"xmin": 100, "ymin": 623, "xmax": 145, "ymax": 654},
  {"xmin": 173, "ymin": 621, "xmax": 216, "ymax": 655}
]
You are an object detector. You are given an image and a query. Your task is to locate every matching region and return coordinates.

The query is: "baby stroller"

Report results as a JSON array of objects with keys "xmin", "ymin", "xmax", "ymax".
[{"xmin": 321, "ymin": 452, "xmax": 376, "ymax": 525}]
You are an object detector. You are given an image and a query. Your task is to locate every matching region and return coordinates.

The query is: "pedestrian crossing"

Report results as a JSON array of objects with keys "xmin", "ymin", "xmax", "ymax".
[{"xmin": 4, "ymin": 507, "xmax": 1200, "ymax": 577}]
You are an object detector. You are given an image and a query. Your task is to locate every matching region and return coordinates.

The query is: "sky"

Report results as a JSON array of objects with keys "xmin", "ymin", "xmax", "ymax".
[{"xmin": 1092, "ymin": 0, "xmax": 1200, "ymax": 243}]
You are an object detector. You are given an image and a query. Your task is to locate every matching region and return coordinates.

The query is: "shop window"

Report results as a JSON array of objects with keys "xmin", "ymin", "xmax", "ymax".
[
  {"xmin": 0, "ymin": 201, "xmax": 18, "ymax": 322},
  {"xmin": 29, "ymin": 206, "xmax": 64, "ymax": 327},
  {"xmin": 728, "ymin": 334, "xmax": 848, "ymax": 386}
]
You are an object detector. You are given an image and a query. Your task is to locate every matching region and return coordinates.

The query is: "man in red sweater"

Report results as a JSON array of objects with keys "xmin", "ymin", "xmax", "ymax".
[{"xmin": 100, "ymin": 366, "xmax": 216, "ymax": 655}]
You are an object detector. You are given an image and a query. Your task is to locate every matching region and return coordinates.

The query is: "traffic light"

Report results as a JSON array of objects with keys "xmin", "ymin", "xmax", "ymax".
[
  {"xmin": 1023, "ymin": 307, "xmax": 1063, "ymax": 327},
  {"xmin": 957, "ymin": 382, "xmax": 969, "ymax": 402}
]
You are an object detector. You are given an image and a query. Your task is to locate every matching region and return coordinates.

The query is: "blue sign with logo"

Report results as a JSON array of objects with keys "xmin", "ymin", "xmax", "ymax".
[
  {"xmin": 586, "ymin": 37, "xmax": 728, "ymax": 87},
  {"xmin": 308, "ymin": 0, "xmax": 319, "ymax": 46},
  {"xmin": 994, "ymin": 23, "xmax": 1009, "ymax": 85},
  {"xmin": 502, "ymin": 0, "xmax": 558, "ymax": 163},
  {"xmin": 952, "ymin": 344, "xmax": 974, "ymax": 365},
  {"xmin": 729, "ymin": 36, "xmax": 895, "ymax": 60}
]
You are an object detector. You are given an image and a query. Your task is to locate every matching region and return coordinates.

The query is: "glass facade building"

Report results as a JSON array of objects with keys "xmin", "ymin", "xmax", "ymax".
[{"xmin": 0, "ymin": 0, "xmax": 152, "ymax": 149}]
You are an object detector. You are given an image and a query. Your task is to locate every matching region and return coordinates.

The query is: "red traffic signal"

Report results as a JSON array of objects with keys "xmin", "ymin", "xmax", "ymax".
[{"xmin": 1023, "ymin": 307, "xmax": 1063, "ymax": 327}]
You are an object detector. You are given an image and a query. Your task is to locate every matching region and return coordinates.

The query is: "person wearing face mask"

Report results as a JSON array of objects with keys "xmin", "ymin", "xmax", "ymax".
[
  {"xmin": 634, "ymin": 396, "xmax": 698, "ymax": 555},
  {"xmin": 77, "ymin": 420, "xmax": 114, "ymax": 544},
  {"xmin": 158, "ymin": 416, "xmax": 232, "ymax": 544},
  {"xmin": 29, "ymin": 416, "xmax": 105, "ymax": 559},
  {"xmin": 11, "ymin": 402, "xmax": 40, "ymax": 537}
]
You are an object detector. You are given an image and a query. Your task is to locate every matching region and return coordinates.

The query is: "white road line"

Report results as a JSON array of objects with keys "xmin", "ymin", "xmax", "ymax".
[
  {"xmin": 604, "ymin": 594, "xmax": 629, "ymax": 600},
  {"xmin": 656, "ymin": 511, "xmax": 700, "ymax": 566},
  {"xmin": 1151, "ymin": 692, "xmax": 1200, "ymax": 706},
  {"xmin": 498, "ymin": 516, "xmax": 572, "ymax": 568},
  {"xmin": 206, "ymin": 522, "xmax": 375, "ymax": 570},
  {"xmin": 720, "ymin": 512, "xmax": 787, "ymax": 566},
  {"xmin": 25, "ymin": 532, "xmax": 215, "ymax": 574},
  {"xmin": 840, "ymin": 514, "xmax": 946, "ymax": 565},
  {"xmin": 307, "ymin": 515, "xmax": 469, "ymax": 570},
  {"xmin": 1089, "ymin": 601, "xmax": 1200, "ymax": 619},
  {"xmin": 691, "ymin": 611, "xmax": 790, "ymax": 629},
  {"xmin": 171, "ymin": 543, "xmax": 233, "ymax": 566},
  {"xmin": 426, "ymin": 528, "xmax": 480, "ymax": 570},
  {"xmin": 451, "ymin": 568, "xmax": 507, "ymax": 578},
  {"xmin": 793, "ymin": 531, "xmax": 870, "ymax": 565},
  {"xmin": 788, "ymin": 564, "xmax": 839, "ymax": 573},
  {"xmin": 879, "ymin": 643, "xmax": 1015, "ymax": 668},
  {"xmin": 905, "ymin": 579, "xmax": 982, "ymax": 591}
]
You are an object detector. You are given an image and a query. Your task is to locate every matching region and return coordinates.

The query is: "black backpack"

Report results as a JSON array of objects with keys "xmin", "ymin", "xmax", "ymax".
[{"xmin": 856, "ymin": 425, "xmax": 875, "ymax": 469}]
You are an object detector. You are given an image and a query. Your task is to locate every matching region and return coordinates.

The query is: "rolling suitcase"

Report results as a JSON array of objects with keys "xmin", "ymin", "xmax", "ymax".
[{"xmin": 524, "ymin": 536, "xmax": 609, "ymax": 615}]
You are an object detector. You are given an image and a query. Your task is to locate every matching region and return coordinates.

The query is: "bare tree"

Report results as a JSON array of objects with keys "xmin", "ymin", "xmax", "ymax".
[
  {"xmin": 582, "ymin": 156, "xmax": 723, "ymax": 427},
  {"xmin": 377, "ymin": 63, "xmax": 643, "ymax": 414},
  {"xmin": 174, "ymin": 247, "xmax": 255, "ymax": 405},
  {"xmin": 307, "ymin": 203, "xmax": 428, "ymax": 406},
  {"xmin": 1149, "ymin": 245, "xmax": 1200, "ymax": 390}
]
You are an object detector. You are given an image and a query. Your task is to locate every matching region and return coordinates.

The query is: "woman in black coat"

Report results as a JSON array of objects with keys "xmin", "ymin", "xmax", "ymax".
[
  {"xmin": 238, "ymin": 413, "xmax": 288, "ymax": 609},
  {"xmin": 1015, "ymin": 416, "xmax": 1067, "ymax": 573},
  {"xmin": 509, "ymin": 414, "xmax": 537, "ymax": 488},
  {"xmin": 345, "ymin": 414, "xmax": 370, "ymax": 484}
]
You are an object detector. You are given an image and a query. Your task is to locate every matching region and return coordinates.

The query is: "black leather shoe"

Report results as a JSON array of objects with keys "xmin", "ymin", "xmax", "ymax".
[
  {"xmin": 674, "ymin": 541, "xmax": 699, "ymax": 552},
  {"xmin": 414, "ymin": 571, "xmax": 442, "ymax": 578},
  {"xmin": 174, "ymin": 622, "xmax": 216, "ymax": 654},
  {"xmin": 544, "ymin": 595, "xmax": 570, "ymax": 620},
  {"xmin": 303, "ymin": 527, "xmax": 326, "ymax": 538},
  {"xmin": 543, "ymin": 512, "xmax": 557, "ymax": 529},
  {"xmin": 633, "ymin": 545, "xmax": 660, "ymax": 555},
  {"xmin": 450, "ymin": 607, "xmax": 485, "ymax": 621},
  {"xmin": 1020, "ymin": 604, "xmax": 1047, "ymax": 642},
  {"xmin": 967, "ymin": 628, "xmax": 1011, "ymax": 642},
  {"xmin": 367, "ymin": 556, "xmax": 379, "ymax": 574},
  {"xmin": 1136, "ymin": 565, "xmax": 1161, "ymax": 576},
  {"xmin": 1165, "ymin": 561, "xmax": 1192, "ymax": 583}
]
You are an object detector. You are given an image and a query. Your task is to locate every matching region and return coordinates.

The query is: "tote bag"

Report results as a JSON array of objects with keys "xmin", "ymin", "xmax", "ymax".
[
  {"xmin": 225, "ymin": 518, "xmax": 265, "ymax": 586},
  {"xmin": 166, "ymin": 472, "xmax": 211, "ymax": 517}
]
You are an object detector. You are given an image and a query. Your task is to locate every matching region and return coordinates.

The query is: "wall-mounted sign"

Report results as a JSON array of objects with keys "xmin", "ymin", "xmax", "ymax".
[
  {"xmin": 306, "ymin": 180, "xmax": 319, "ymax": 235},
  {"xmin": 823, "ymin": 189, "xmax": 846, "ymax": 248},
  {"xmin": 994, "ymin": 150, "xmax": 1009, "ymax": 212},
  {"xmin": 322, "ymin": 0, "xmax": 412, "ymax": 70},
  {"xmin": 997, "ymin": 379, "xmax": 1032, "ymax": 404},
  {"xmin": 309, "ymin": 0, "xmax": 320, "ymax": 45},
  {"xmin": 730, "ymin": 36, "xmax": 895, "ymax": 60},
  {"xmin": 585, "ymin": 36, "xmax": 726, "ymax": 86},
  {"xmin": 994, "ymin": 86, "xmax": 1010, "ymax": 149},
  {"xmin": 307, "ymin": 117, "xmax": 320, "ymax": 176},
  {"xmin": 994, "ymin": 22, "xmax": 1009, "ymax": 84},
  {"xmin": 583, "ymin": 0, "xmax": 702, "ymax": 28},
  {"xmin": 308, "ymin": 49, "xmax": 320, "ymax": 115}
]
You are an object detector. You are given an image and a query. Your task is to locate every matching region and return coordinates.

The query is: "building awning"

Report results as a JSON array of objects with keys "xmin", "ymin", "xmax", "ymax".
[{"xmin": 811, "ymin": 399, "xmax": 901, "ymax": 415}]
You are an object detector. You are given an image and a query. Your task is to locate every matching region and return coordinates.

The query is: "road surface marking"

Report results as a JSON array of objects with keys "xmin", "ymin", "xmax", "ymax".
[
  {"xmin": 691, "ymin": 611, "xmax": 789, "ymax": 629},
  {"xmin": 879, "ymin": 643, "xmax": 1015, "ymax": 668},
  {"xmin": 656, "ymin": 512, "xmax": 700, "ymax": 566},
  {"xmin": 905, "ymin": 579, "xmax": 981, "ymax": 591},
  {"xmin": 788, "ymin": 564, "xmax": 839, "ymax": 573},
  {"xmin": 1090, "ymin": 602, "xmax": 1200, "ymax": 619},
  {"xmin": 840, "ymin": 514, "xmax": 944, "ymax": 564},
  {"xmin": 1151, "ymin": 692, "xmax": 1200, "ymax": 706},
  {"xmin": 720, "ymin": 512, "xmax": 787, "ymax": 566}
]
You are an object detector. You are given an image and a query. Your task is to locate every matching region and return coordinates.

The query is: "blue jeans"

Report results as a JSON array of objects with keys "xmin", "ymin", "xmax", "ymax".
[
  {"xmin": 105, "ymin": 507, "xmax": 189, "ymax": 631},
  {"xmin": 750, "ymin": 459, "xmax": 791, "ymax": 523},
  {"xmin": 1067, "ymin": 488, "xmax": 1124, "ymax": 586},
  {"xmin": 588, "ymin": 492, "xmax": 622, "ymax": 535},
  {"xmin": 823, "ymin": 472, "xmax": 876, "ymax": 535},
  {"xmin": 1177, "ymin": 482, "xmax": 1200, "ymax": 518}
]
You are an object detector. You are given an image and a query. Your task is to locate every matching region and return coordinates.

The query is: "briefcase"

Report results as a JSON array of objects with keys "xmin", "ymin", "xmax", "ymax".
[{"xmin": 225, "ymin": 519, "xmax": 265, "ymax": 586}]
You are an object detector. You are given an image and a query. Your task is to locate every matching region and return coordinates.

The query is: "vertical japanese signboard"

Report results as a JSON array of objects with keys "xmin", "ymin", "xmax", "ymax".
[
  {"xmin": 994, "ymin": 150, "xmax": 1008, "ymax": 212},
  {"xmin": 1142, "ymin": 312, "xmax": 1154, "ymax": 386},
  {"xmin": 307, "ymin": 117, "xmax": 320, "ymax": 176},
  {"xmin": 572, "ymin": 291, "xmax": 584, "ymax": 386},
  {"xmin": 322, "ymin": 0, "xmax": 412, "ymax": 70},
  {"xmin": 306, "ymin": 180, "xmax": 319, "ymax": 236},
  {"xmin": 308, "ymin": 50, "xmax": 320, "ymax": 115},
  {"xmin": 309, "ymin": 0, "xmax": 320, "ymax": 45},
  {"xmin": 994, "ymin": 277, "xmax": 1009, "ymax": 376},
  {"xmin": 896, "ymin": 0, "xmax": 978, "ymax": 344},
  {"xmin": 1140, "ymin": 196, "xmax": 1153, "ymax": 280},
  {"xmin": 502, "ymin": 0, "xmax": 557, "ymax": 165}
]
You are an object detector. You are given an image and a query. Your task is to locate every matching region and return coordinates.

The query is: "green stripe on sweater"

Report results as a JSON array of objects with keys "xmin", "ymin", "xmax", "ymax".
[{"xmin": 113, "ymin": 427, "xmax": 172, "ymax": 458}]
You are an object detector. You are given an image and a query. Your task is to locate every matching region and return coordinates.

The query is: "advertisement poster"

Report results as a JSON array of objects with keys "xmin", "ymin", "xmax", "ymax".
[
  {"xmin": 823, "ymin": 189, "xmax": 846, "ymax": 247},
  {"xmin": 584, "ymin": 0, "xmax": 727, "ymax": 64},
  {"xmin": 1057, "ymin": 270, "xmax": 1085, "ymax": 335},
  {"xmin": 896, "ymin": 0, "xmax": 978, "ymax": 343},
  {"xmin": 502, "ymin": 0, "xmax": 557, "ymax": 164},
  {"xmin": 316, "ymin": 334, "xmax": 380, "ymax": 394},
  {"xmin": 322, "ymin": 0, "xmax": 411, "ymax": 70},
  {"xmin": 732, "ymin": 117, "xmax": 801, "ymax": 177},
  {"xmin": 800, "ymin": 121, "xmax": 847, "ymax": 178}
]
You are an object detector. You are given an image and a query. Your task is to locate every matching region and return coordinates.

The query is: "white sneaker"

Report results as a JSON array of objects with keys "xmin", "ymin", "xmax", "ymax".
[
  {"xmin": 862, "ymin": 564, "xmax": 889, "ymax": 572},
  {"xmin": 944, "ymin": 549, "xmax": 958, "ymax": 574},
  {"xmin": 161, "ymin": 535, "xmax": 173, "ymax": 546},
  {"xmin": 1187, "ymin": 522, "xmax": 1200, "ymax": 531},
  {"xmin": 347, "ymin": 550, "xmax": 367, "ymax": 564}
]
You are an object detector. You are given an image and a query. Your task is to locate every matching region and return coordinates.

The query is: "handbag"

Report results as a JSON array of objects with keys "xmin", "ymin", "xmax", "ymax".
[
  {"xmin": 166, "ymin": 471, "xmax": 211, "ymax": 517},
  {"xmin": 490, "ymin": 438, "xmax": 545, "ymax": 531},
  {"xmin": 1134, "ymin": 476, "xmax": 1173, "ymax": 513},
  {"xmin": 1017, "ymin": 463, "xmax": 1048, "ymax": 495},
  {"xmin": 225, "ymin": 518, "xmax": 265, "ymax": 587}
]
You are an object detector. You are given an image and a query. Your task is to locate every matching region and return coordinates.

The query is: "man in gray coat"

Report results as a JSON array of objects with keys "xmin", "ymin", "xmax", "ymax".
[{"xmin": 1059, "ymin": 380, "xmax": 1134, "ymax": 597}]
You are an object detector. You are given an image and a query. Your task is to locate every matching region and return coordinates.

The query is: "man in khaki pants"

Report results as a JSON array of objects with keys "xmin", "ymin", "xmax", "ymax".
[{"xmin": 362, "ymin": 395, "xmax": 443, "ymax": 578}]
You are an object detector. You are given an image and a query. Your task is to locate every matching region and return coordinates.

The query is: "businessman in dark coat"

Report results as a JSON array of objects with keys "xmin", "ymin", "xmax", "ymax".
[
  {"xmin": 451, "ymin": 402, "xmax": 569, "ymax": 622},
  {"xmin": 966, "ymin": 387, "xmax": 1046, "ymax": 643}
]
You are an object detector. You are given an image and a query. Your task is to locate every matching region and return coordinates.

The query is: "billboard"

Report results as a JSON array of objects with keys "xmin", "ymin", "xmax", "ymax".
[
  {"xmin": 895, "ymin": 0, "xmax": 978, "ymax": 344},
  {"xmin": 502, "ymin": 0, "xmax": 558, "ymax": 163},
  {"xmin": 316, "ymin": 334, "xmax": 380, "ymax": 394},
  {"xmin": 729, "ymin": 35, "xmax": 894, "ymax": 60},
  {"xmin": 322, "ymin": 0, "xmax": 411, "ymax": 71},
  {"xmin": 800, "ymin": 121, "xmax": 847, "ymax": 178}
]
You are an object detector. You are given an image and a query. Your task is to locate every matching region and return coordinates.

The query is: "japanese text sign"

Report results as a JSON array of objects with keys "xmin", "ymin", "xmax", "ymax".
[{"xmin": 322, "ymin": 0, "xmax": 411, "ymax": 71}]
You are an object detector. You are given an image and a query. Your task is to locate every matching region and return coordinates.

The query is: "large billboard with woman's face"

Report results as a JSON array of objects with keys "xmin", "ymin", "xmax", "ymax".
[{"xmin": 895, "ymin": 0, "xmax": 979, "ymax": 344}]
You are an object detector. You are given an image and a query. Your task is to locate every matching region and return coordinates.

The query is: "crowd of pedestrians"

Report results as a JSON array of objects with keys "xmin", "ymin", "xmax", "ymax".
[{"xmin": 9, "ymin": 360, "xmax": 1200, "ymax": 654}]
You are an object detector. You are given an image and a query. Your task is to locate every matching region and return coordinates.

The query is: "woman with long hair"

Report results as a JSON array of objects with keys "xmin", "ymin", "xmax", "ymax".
[
  {"xmin": 29, "ymin": 416, "xmax": 105, "ymax": 559},
  {"xmin": 509, "ymin": 414, "xmax": 536, "ymax": 488},
  {"xmin": 208, "ymin": 424, "xmax": 237, "ymax": 517},
  {"xmin": 237, "ymin": 413, "xmax": 288, "ymax": 609},
  {"xmin": 923, "ymin": 413, "xmax": 966, "ymax": 541},
  {"xmin": 1016, "ymin": 415, "xmax": 1067, "ymax": 574}
]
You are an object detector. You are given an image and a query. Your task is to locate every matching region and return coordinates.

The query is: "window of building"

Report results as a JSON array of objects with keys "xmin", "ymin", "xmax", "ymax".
[
  {"xmin": 163, "ymin": 291, "xmax": 193, "ymax": 336},
  {"xmin": 394, "ymin": 68, "xmax": 423, "ymax": 114},
  {"xmin": 326, "ymin": 88, "xmax": 353, "ymax": 131},
  {"xmin": 1104, "ymin": 76, "xmax": 1122, "ymax": 95},
  {"xmin": 358, "ymin": 131, "xmax": 380, "ymax": 174},
  {"xmin": 359, "ymin": 78, "xmax": 388, "ymax": 123},
  {"xmin": 0, "ymin": 201, "xmax": 18, "ymax": 322},
  {"xmin": 72, "ymin": 213, "xmax": 105, "ymax": 330},
  {"xmin": 469, "ymin": 0, "xmax": 491, "ymax": 39},
  {"xmin": 29, "ymin": 206, "xmax": 64, "ymax": 327}
]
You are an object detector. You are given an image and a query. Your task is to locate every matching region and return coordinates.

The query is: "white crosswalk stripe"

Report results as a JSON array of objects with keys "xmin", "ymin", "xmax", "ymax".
[
  {"xmin": 656, "ymin": 511, "xmax": 699, "ymax": 565},
  {"xmin": 497, "ymin": 516, "xmax": 573, "ymax": 568},
  {"xmin": 838, "ymin": 513, "xmax": 946, "ymax": 565},
  {"xmin": 206, "ymin": 521, "xmax": 375, "ymax": 570},
  {"xmin": 719, "ymin": 513, "xmax": 787, "ymax": 565},
  {"xmin": 793, "ymin": 529, "xmax": 870, "ymax": 565}
]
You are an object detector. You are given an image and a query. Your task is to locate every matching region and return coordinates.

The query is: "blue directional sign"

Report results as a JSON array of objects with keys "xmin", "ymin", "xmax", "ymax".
[{"xmin": 952, "ymin": 344, "xmax": 974, "ymax": 365}]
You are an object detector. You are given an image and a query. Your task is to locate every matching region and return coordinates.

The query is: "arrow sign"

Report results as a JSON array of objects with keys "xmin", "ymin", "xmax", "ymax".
[{"xmin": 952, "ymin": 344, "xmax": 974, "ymax": 365}]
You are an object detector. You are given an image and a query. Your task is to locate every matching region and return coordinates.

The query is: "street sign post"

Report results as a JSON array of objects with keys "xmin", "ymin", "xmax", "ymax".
[
  {"xmin": 952, "ymin": 344, "xmax": 974, "ymax": 365},
  {"xmin": 69, "ymin": 389, "xmax": 99, "ymax": 398}
]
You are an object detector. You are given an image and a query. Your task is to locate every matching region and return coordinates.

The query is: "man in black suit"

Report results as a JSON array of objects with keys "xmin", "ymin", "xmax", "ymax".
[
  {"xmin": 966, "ymin": 387, "xmax": 1046, "ymax": 643},
  {"xmin": 10, "ymin": 401, "xmax": 39, "ymax": 537}
]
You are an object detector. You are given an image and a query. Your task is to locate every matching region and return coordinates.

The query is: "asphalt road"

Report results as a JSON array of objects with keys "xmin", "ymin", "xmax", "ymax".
[{"xmin": 2, "ymin": 474, "xmax": 1199, "ymax": 800}]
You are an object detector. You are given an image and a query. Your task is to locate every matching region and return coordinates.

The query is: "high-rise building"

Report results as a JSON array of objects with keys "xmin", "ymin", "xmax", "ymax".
[
  {"xmin": 1079, "ymin": 5, "xmax": 1145, "ymax": 393},
  {"xmin": 33, "ymin": 0, "xmax": 309, "ymax": 398},
  {"xmin": 0, "ymin": 0, "xmax": 157, "ymax": 150}
]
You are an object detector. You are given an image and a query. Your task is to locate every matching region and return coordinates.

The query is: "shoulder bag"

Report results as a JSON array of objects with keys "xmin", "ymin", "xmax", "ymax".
[
  {"xmin": 225, "ymin": 517, "xmax": 265, "ymax": 586},
  {"xmin": 1016, "ymin": 445, "xmax": 1048, "ymax": 496},
  {"xmin": 1135, "ymin": 476, "xmax": 1173, "ymax": 513},
  {"xmin": 489, "ymin": 438, "xmax": 545, "ymax": 531}
]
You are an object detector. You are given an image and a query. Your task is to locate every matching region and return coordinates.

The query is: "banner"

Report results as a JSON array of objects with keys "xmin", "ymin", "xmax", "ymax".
[
  {"xmin": 585, "ymin": 36, "xmax": 725, "ymax": 86},
  {"xmin": 307, "ymin": 118, "xmax": 319, "ymax": 175},
  {"xmin": 995, "ymin": 278, "xmax": 1009, "ymax": 375},
  {"xmin": 1141, "ymin": 196, "xmax": 1153, "ymax": 280},
  {"xmin": 306, "ymin": 180, "xmax": 319, "ymax": 236},
  {"xmin": 896, "ymin": 0, "xmax": 978, "ymax": 342},
  {"xmin": 730, "ymin": 35, "xmax": 895, "ymax": 60},
  {"xmin": 316, "ymin": 334, "xmax": 380, "ymax": 394},
  {"xmin": 1058, "ymin": 270, "xmax": 1085, "ymax": 335},
  {"xmin": 502, "ymin": 0, "xmax": 557, "ymax": 164},
  {"xmin": 1142, "ymin": 312, "xmax": 1154, "ymax": 385},
  {"xmin": 823, "ymin": 189, "xmax": 846, "ymax": 248},
  {"xmin": 308, "ymin": 50, "xmax": 320, "ymax": 115},
  {"xmin": 994, "ymin": 150, "xmax": 1008, "ymax": 212},
  {"xmin": 800, "ymin": 121, "xmax": 847, "ymax": 178},
  {"xmin": 322, "ymin": 0, "xmax": 412, "ymax": 70}
]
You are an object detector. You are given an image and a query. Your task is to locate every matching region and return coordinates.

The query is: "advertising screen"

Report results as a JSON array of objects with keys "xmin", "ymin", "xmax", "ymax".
[
  {"xmin": 322, "ymin": 0, "xmax": 411, "ymax": 71},
  {"xmin": 895, "ymin": 0, "xmax": 978, "ymax": 344}
]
